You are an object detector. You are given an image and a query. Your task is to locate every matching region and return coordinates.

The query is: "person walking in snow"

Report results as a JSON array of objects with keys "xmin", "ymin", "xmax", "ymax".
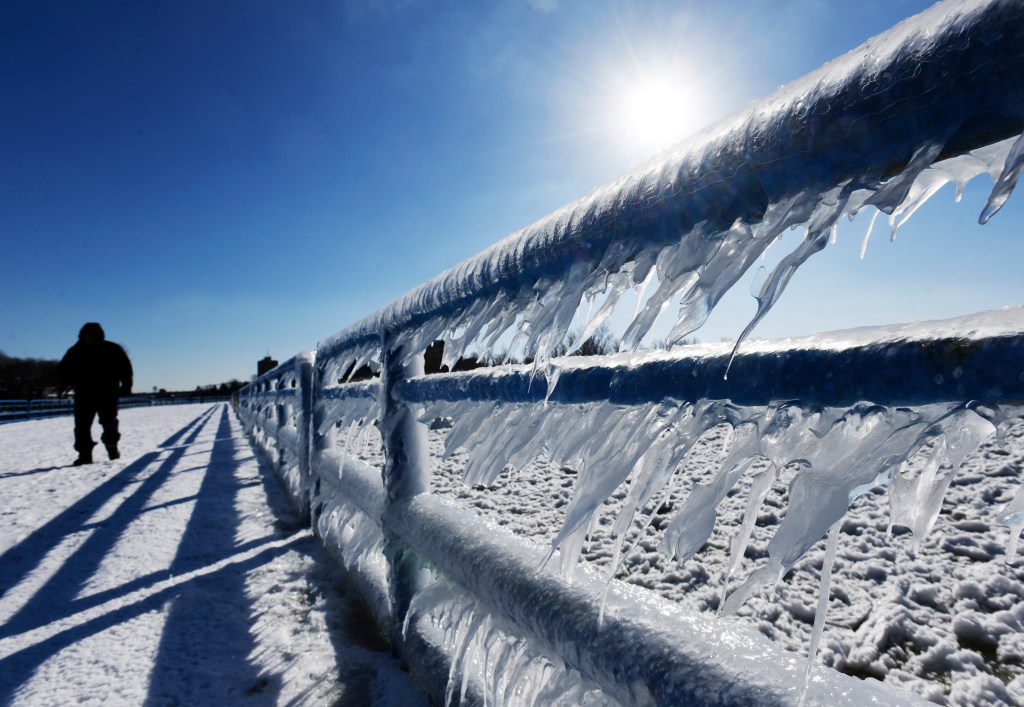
[{"xmin": 59, "ymin": 322, "xmax": 133, "ymax": 465}]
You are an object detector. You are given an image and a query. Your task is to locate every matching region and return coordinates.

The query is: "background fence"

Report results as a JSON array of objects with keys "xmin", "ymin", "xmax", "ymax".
[{"xmin": 0, "ymin": 395, "xmax": 233, "ymax": 424}]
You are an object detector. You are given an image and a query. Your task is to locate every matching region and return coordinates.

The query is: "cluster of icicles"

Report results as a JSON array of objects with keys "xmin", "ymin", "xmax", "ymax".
[
  {"xmin": 309, "ymin": 131, "xmax": 1024, "ymax": 704},
  {"xmin": 427, "ymin": 396, "xmax": 1023, "ymax": 618},
  {"xmin": 319, "ymin": 131, "xmax": 1024, "ymax": 389},
  {"xmin": 318, "ymin": 130, "xmax": 1024, "ymax": 581},
  {"xmin": 404, "ymin": 584, "xmax": 610, "ymax": 706}
]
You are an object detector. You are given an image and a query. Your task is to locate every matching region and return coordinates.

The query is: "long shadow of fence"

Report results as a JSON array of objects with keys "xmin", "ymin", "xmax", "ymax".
[
  {"xmin": 0, "ymin": 406, "xmax": 293, "ymax": 704},
  {"xmin": 0, "ymin": 542, "xmax": 300, "ymax": 705},
  {"xmin": 0, "ymin": 403, "xmax": 402, "ymax": 705},
  {"xmin": 0, "ymin": 407, "xmax": 214, "ymax": 607},
  {"xmin": 144, "ymin": 406, "xmax": 276, "ymax": 704}
]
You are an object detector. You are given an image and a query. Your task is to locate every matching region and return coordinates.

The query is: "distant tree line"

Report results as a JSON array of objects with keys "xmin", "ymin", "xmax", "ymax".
[
  {"xmin": 333, "ymin": 329, "xmax": 623, "ymax": 383},
  {"xmin": 0, "ymin": 352, "xmax": 61, "ymax": 398},
  {"xmin": 0, "ymin": 351, "xmax": 248, "ymax": 400},
  {"xmin": 188, "ymin": 381, "xmax": 247, "ymax": 397}
]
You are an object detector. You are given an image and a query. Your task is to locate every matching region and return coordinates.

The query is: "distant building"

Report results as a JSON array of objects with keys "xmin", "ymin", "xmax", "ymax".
[{"xmin": 257, "ymin": 356, "xmax": 278, "ymax": 377}]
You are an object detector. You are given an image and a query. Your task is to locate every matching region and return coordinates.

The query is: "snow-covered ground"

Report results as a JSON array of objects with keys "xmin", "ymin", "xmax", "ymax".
[{"xmin": 0, "ymin": 404, "xmax": 428, "ymax": 707}]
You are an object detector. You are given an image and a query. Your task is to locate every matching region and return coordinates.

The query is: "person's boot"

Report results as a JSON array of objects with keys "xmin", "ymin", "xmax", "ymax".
[
  {"xmin": 105, "ymin": 443, "xmax": 120, "ymax": 461},
  {"xmin": 73, "ymin": 451, "xmax": 93, "ymax": 466}
]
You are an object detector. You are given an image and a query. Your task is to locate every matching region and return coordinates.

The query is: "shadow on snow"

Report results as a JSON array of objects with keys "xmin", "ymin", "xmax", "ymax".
[
  {"xmin": 0, "ymin": 403, "xmax": 407, "ymax": 706},
  {"xmin": 0, "ymin": 406, "xmax": 294, "ymax": 704}
]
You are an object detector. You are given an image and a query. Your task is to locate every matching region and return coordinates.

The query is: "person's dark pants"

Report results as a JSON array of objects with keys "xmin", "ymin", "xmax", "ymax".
[{"xmin": 73, "ymin": 393, "xmax": 120, "ymax": 454}]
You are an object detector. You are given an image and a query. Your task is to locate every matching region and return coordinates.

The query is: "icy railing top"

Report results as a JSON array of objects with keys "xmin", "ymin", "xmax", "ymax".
[
  {"xmin": 399, "ymin": 307, "xmax": 1024, "ymax": 408},
  {"xmin": 317, "ymin": 0, "xmax": 1024, "ymax": 384}
]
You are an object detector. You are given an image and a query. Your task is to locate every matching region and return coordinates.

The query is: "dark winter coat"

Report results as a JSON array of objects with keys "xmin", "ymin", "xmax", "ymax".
[{"xmin": 59, "ymin": 340, "xmax": 133, "ymax": 397}]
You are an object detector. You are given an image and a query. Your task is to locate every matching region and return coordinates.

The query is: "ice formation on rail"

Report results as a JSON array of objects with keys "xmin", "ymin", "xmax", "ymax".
[
  {"xmin": 322, "ymin": 128, "xmax": 1021, "ymax": 384},
  {"xmin": 421, "ymin": 379, "xmax": 1024, "ymax": 603},
  {"xmin": 298, "ymin": 0, "xmax": 1024, "ymax": 699},
  {"xmin": 403, "ymin": 582, "xmax": 609, "ymax": 706},
  {"xmin": 317, "ymin": 0, "xmax": 1024, "ymax": 385}
]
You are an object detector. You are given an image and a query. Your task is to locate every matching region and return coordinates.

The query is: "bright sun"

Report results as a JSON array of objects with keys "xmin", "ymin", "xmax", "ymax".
[{"xmin": 620, "ymin": 76, "xmax": 697, "ymax": 154}]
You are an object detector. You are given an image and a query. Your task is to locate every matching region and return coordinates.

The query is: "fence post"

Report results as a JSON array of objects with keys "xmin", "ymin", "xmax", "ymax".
[
  {"xmin": 295, "ymin": 352, "xmax": 316, "ymax": 524},
  {"xmin": 308, "ymin": 360, "xmax": 326, "ymax": 528},
  {"xmin": 379, "ymin": 335, "xmax": 429, "ymax": 632}
]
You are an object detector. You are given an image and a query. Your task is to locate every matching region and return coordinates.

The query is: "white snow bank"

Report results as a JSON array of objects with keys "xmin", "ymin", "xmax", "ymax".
[{"xmin": 0, "ymin": 404, "xmax": 427, "ymax": 706}]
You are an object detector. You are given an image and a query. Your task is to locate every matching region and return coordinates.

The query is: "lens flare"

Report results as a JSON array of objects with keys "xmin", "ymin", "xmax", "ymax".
[{"xmin": 620, "ymin": 76, "xmax": 696, "ymax": 152}]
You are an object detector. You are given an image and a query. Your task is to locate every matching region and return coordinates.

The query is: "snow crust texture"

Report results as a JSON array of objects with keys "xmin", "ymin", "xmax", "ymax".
[{"xmin": 0, "ymin": 405, "xmax": 427, "ymax": 707}]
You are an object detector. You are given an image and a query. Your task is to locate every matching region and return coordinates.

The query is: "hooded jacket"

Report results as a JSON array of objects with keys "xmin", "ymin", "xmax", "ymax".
[{"xmin": 59, "ymin": 335, "xmax": 133, "ymax": 397}]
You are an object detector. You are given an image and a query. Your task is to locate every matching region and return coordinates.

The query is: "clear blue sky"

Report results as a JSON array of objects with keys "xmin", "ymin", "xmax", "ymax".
[{"xmin": 3, "ymin": 0, "xmax": 1021, "ymax": 392}]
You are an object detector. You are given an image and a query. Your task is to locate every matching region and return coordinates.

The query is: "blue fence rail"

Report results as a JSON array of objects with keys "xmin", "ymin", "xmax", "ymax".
[
  {"xmin": 0, "ymin": 395, "xmax": 233, "ymax": 424},
  {"xmin": 236, "ymin": 1, "xmax": 1024, "ymax": 704}
]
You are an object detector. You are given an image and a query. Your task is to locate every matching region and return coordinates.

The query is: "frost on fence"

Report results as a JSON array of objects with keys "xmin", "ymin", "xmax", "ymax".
[
  {"xmin": 420, "ymin": 312, "xmax": 1024, "ymax": 611},
  {"xmin": 297, "ymin": 0, "xmax": 1024, "ymax": 701},
  {"xmin": 318, "ymin": 0, "xmax": 1024, "ymax": 381}
]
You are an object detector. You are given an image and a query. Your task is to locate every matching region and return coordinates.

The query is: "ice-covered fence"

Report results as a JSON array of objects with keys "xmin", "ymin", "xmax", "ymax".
[
  {"xmin": 0, "ymin": 398, "xmax": 77, "ymax": 423},
  {"xmin": 237, "ymin": 0, "xmax": 1024, "ymax": 704},
  {"xmin": 237, "ymin": 314, "xmax": 1023, "ymax": 705},
  {"xmin": 235, "ymin": 353, "xmax": 315, "ymax": 518}
]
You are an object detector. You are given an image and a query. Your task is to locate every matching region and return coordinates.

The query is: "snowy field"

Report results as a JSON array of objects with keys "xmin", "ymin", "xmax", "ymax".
[{"xmin": 0, "ymin": 404, "xmax": 428, "ymax": 707}]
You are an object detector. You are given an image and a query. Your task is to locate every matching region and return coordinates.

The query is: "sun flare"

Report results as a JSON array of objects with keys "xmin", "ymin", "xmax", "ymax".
[
  {"xmin": 618, "ymin": 74, "xmax": 700, "ymax": 153},
  {"xmin": 620, "ymin": 76, "xmax": 696, "ymax": 152}
]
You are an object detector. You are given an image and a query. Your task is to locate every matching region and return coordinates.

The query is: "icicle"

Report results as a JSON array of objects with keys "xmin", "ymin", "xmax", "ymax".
[
  {"xmin": 403, "ymin": 579, "xmax": 451, "ymax": 639},
  {"xmin": 599, "ymin": 407, "xmax": 697, "ymax": 619},
  {"xmin": 567, "ymin": 283, "xmax": 626, "ymax": 355},
  {"xmin": 458, "ymin": 402, "xmax": 558, "ymax": 487},
  {"xmin": 1008, "ymin": 525, "xmax": 1024, "ymax": 564},
  {"xmin": 868, "ymin": 141, "xmax": 948, "ymax": 217},
  {"xmin": 889, "ymin": 168, "xmax": 951, "ymax": 236},
  {"xmin": 998, "ymin": 483, "xmax": 1024, "ymax": 563},
  {"xmin": 543, "ymin": 363, "xmax": 562, "ymax": 405},
  {"xmin": 620, "ymin": 225, "xmax": 719, "ymax": 351},
  {"xmin": 889, "ymin": 407, "xmax": 996, "ymax": 546},
  {"xmin": 522, "ymin": 264, "xmax": 590, "ymax": 367},
  {"xmin": 888, "ymin": 441, "xmax": 949, "ymax": 549},
  {"xmin": 666, "ymin": 220, "xmax": 759, "ymax": 346},
  {"xmin": 724, "ymin": 227, "xmax": 832, "ymax": 378},
  {"xmin": 980, "ymin": 131, "xmax": 1024, "ymax": 224},
  {"xmin": 548, "ymin": 406, "xmax": 655, "ymax": 554},
  {"xmin": 662, "ymin": 422, "xmax": 760, "ymax": 564},
  {"xmin": 447, "ymin": 607, "xmax": 486, "ymax": 707},
  {"xmin": 497, "ymin": 642, "xmax": 533, "ymax": 705},
  {"xmin": 719, "ymin": 466, "xmax": 776, "ymax": 614},
  {"xmin": 859, "ymin": 209, "xmax": 880, "ymax": 259},
  {"xmin": 799, "ymin": 519, "xmax": 843, "ymax": 707}
]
